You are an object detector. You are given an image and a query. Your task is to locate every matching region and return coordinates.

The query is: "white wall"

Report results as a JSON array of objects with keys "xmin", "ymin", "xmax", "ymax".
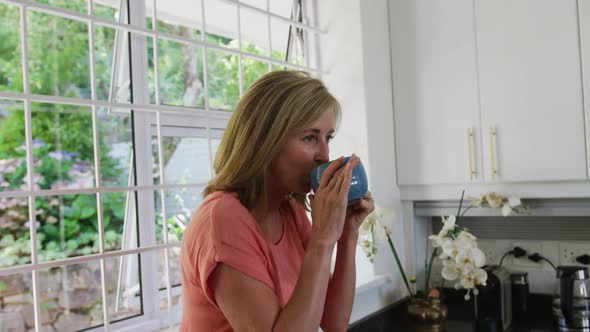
[{"xmin": 316, "ymin": 0, "xmax": 412, "ymax": 323}]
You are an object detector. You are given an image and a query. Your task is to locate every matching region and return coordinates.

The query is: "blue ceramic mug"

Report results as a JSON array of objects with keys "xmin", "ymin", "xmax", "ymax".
[{"xmin": 309, "ymin": 156, "xmax": 369, "ymax": 205}]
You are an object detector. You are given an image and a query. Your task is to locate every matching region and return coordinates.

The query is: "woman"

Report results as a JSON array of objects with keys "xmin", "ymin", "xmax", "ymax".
[{"xmin": 180, "ymin": 71, "xmax": 374, "ymax": 331}]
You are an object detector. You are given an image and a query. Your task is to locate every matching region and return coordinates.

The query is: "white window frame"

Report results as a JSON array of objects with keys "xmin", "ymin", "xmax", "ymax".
[{"xmin": 0, "ymin": 0, "xmax": 323, "ymax": 331}]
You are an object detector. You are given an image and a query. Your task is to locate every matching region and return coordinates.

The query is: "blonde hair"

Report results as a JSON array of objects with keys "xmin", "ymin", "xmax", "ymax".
[{"xmin": 204, "ymin": 70, "xmax": 341, "ymax": 210}]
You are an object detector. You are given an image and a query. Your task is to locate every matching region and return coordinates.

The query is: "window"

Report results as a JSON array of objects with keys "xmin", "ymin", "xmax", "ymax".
[{"xmin": 0, "ymin": 0, "xmax": 321, "ymax": 330}]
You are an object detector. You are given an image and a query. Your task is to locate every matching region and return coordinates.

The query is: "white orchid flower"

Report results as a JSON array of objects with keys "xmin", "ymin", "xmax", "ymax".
[
  {"xmin": 501, "ymin": 196, "xmax": 523, "ymax": 216},
  {"xmin": 456, "ymin": 230, "xmax": 477, "ymax": 243},
  {"xmin": 441, "ymin": 239, "xmax": 459, "ymax": 259},
  {"xmin": 459, "ymin": 267, "xmax": 488, "ymax": 290},
  {"xmin": 442, "ymin": 215, "xmax": 457, "ymax": 231},
  {"xmin": 359, "ymin": 215, "xmax": 376, "ymax": 236},
  {"xmin": 471, "ymin": 247, "xmax": 486, "ymax": 268},
  {"xmin": 508, "ymin": 197, "xmax": 522, "ymax": 207},
  {"xmin": 460, "ymin": 272, "xmax": 477, "ymax": 289},
  {"xmin": 455, "ymin": 249, "xmax": 475, "ymax": 268},
  {"xmin": 429, "ymin": 224, "xmax": 451, "ymax": 248},
  {"xmin": 485, "ymin": 192, "xmax": 503, "ymax": 208},
  {"xmin": 359, "ymin": 219, "xmax": 373, "ymax": 234},
  {"xmin": 469, "ymin": 196, "xmax": 484, "ymax": 207},
  {"xmin": 428, "ymin": 234, "xmax": 445, "ymax": 248},
  {"xmin": 473, "ymin": 267, "xmax": 487, "ymax": 286},
  {"xmin": 501, "ymin": 203, "xmax": 512, "ymax": 217},
  {"xmin": 441, "ymin": 260, "xmax": 461, "ymax": 281},
  {"xmin": 454, "ymin": 232, "xmax": 477, "ymax": 253}
]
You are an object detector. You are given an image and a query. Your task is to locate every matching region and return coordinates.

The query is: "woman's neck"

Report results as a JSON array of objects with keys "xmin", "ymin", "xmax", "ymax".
[{"xmin": 251, "ymin": 193, "xmax": 287, "ymax": 245}]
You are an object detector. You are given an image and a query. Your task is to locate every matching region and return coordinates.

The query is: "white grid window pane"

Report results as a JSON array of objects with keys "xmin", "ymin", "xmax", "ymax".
[
  {"xmin": 155, "ymin": 187, "xmax": 204, "ymax": 244},
  {"xmin": 145, "ymin": 35, "xmax": 157, "ymax": 104},
  {"xmin": 36, "ymin": 194, "xmax": 99, "ymax": 262},
  {"xmin": 31, "ymin": 103, "xmax": 95, "ymax": 190},
  {"xmin": 0, "ymin": 272, "xmax": 35, "ymax": 331},
  {"xmin": 207, "ymin": 49, "xmax": 239, "ymax": 111},
  {"xmin": 106, "ymin": 254, "xmax": 142, "ymax": 323},
  {"xmin": 0, "ymin": 197, "xmax": 30, "ymax": 268},
  {"xmin": 204, "ymin": 0, "xmax": 239, "ymax": 49},
  {"xmin": 270, "ymin": 17, "xmax": 290, "ymax": 62},
  {"xmin": 0, "ymin": 99, "xmax": 27, "ymax": 192},
  {"xmin": 242, "ymin": 57, "xmax": 270, "ymax": 92},
  {"xmin": 33, "ymin": 0, "xmax": 87, "ymax": 14},
  {"xmin": 102, "ymin": 191, "xmax": 136, "ymax": 252},
  {"xmin": 27, "ymin": 11, "xmax": 91, "ymax": 99},
  {"xmin": 168, "ymin": 248, "xmax": 182, "ymax": 287},
  {"xmin": 153, "ymin": 0, "xmax": 203, "ymax": 40},
  {"xmin": 38, "ymin": 261, "xmax": 104, "ymax": 330},
  {"xmin": 240, "ymin": 7, "xmax": 269, "ymax": 56},
  {"xmin": 307, "ymin": 32, "xmax": 319, "ymax": 69},
  {"xmin": 158, "ymin": 249, "xmax": 182, "ymax": 310},
  {"xmin": 0, "ymin": 0, "xmax": 319, "ymax": 329},
  {"xmin": 93, "ymin": 0, "xmax": 127, "ymax": 23},
  {"xmin": 157, "ymin": 39, "xmax": 205, "ymax": 107},
  {"xmin": 98, "ymin": 107, "xmax": 134, "ymax": 187},
  {"xmin": 161, "ymin": 136, "xmax": 210, "ymax": 185},
  {"xmin": 0, "ymin": 3, "xmax": 23, "ymax": 93},
  {"xmin": 95, "ymin": 26, "xmax": 131, "ymax": 103},
  {"xmin": 241, "ymin": 0, "xmax": 267, "ymax": 10},
  {"xmin": 210, "ymin": 128, "xmax": 224, "ymax": 174},
  {"xmin": 270, "ymin": 18, "xmax": 303, "ymax": 65},
  {"xmin": 151, "ymin": 134, "xmax": 162, "ymax": 185},
  {"xmin": 269, "ymin": 0, "xmax": 293, "ymax": 17},
  {"xmin": 272, "ymin": 62, "xmax": 287, "ymax": 72}
]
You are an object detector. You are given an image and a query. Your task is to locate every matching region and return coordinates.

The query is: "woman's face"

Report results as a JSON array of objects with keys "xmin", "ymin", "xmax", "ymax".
[{"xmin": 270, "ymin": 111, "xmax": 336, "ymax": 195}]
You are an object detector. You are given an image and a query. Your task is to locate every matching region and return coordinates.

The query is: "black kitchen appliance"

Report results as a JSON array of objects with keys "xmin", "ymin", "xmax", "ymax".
[
  {"xmin": 511, "ymin": 272, "xmax": 530, "ymax": 325},
  {"xmin": 476, "ymin": 265, "xmax": 512, "ymax": 331}
]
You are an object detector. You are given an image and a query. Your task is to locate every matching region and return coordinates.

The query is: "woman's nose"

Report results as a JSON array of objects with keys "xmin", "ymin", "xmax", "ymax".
[{"xmin": 316, "ymin": 141, "xmax": 329, "ymax": 164}]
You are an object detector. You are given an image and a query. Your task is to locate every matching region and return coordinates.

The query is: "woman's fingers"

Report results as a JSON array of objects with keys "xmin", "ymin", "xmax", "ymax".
[
  {"xmin": 338, "ymin": 160, "xmax": 354, "ymax": 196},
  {"xmin": 318, "ymin": 156, "xmax": 344, "ymax": 188}
]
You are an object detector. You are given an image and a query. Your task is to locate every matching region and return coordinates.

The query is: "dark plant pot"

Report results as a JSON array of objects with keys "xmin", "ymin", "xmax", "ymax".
[{"xmin": 407, "ymin": 297, "xmax": 449, "ymax": 332}]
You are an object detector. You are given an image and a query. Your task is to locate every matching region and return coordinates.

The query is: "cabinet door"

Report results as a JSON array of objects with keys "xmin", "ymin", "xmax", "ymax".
[
  {"xmin": 476, "ymin": 0, "xmax": 587, "ymax": 182},
  {"xmin": 390, "ymin": 0, "xmax": 481, "ymax": 185}
]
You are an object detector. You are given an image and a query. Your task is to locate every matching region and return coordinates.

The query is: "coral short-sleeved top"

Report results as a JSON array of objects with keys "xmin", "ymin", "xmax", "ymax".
[{"xmin": 180, "ymin": 191, "xmax": 312, "ymax": 332}]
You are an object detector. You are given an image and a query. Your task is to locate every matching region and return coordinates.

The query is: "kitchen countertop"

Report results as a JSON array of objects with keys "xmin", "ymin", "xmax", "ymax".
[{"xmin": 348, "ymin": 290, "xmax": 556, "ymax": 332}]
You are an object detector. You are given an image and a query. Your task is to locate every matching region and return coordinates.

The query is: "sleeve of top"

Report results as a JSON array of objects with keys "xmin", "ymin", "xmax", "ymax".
[{"xmin": 199, "ymin": 196, "xmax": 275, "ymax": 306}]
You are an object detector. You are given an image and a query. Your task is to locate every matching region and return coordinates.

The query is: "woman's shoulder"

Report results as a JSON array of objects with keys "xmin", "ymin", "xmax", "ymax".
[
  {"xmin": 192, "ymin": 191, "xmax": 252, "ymax": 227},
  {"xmin": 189, "ymin": 191, "xmax": 262, "ymax": 239}
]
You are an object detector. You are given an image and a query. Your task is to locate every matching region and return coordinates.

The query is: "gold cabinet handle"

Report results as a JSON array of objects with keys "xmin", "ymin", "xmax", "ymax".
[
  {"xmin": 489, "ymin": 126, "xmax": 497, "ymax": 180},
  {"xmin": 467, "ymin": 128, "xmax": 476, "ymax": 180}
]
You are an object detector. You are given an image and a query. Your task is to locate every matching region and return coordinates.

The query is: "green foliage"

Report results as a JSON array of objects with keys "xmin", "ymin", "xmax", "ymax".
[
  {"xmin": 0, "ymin": 2, "xmax": 288, "ymax": 268},
  {"xmin": 0, "ymin": 141, "xmax": 125, "ymax": 266},
  {"xmin": 0, "ymin": 4, "xmax": 23, "ymax": 92}
]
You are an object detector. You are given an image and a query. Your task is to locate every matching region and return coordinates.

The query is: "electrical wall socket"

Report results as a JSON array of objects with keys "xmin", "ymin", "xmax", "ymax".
[
  {"xmin": 559, "ymin": 241, "xmax": 590, "ymax": 266},
  {"xmin": 511, "ymin": 241, "xmax": 544, "ymax": 268},
  {"xmin": 477, "ymin": 240, "xmax": 500, "ymax": 265},
  {"xmin": 478, "ymin": 239, "xmax": 512, "ymax": 266}
]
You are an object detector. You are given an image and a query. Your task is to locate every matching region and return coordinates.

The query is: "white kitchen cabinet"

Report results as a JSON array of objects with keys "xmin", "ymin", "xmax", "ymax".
[
  {"xmin": 475, "ymin": 0, "xmax": 587, "ymax": 182},
  {"xmin": 391, "ymin": 0, "xmax": 588, "ymax": 186},
  {"xmin": 390, "ymin": 0, "xmax": 482, "ymax": 185}
]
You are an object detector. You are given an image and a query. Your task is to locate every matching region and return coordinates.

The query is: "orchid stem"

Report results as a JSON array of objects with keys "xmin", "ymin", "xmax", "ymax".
[
  {"xmin": 460, "ymin": 205, "xmax": 473, "ymax": 217},
  {"xmin": 386, "ymin": 233, "xmax": 413, "ymax": 297},
  {"xmin": 424, "ymin": 247, "xmax": 438, "ymax": 299}
]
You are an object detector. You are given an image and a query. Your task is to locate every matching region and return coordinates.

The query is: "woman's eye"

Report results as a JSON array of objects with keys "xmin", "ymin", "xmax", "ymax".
[
  {"xmin": 327, "ymin": 135, "xmax": 334, "ymax": 143},
  {"xmin": 303, "ymin": 135, "xmax": 316, "ymax": 142}
]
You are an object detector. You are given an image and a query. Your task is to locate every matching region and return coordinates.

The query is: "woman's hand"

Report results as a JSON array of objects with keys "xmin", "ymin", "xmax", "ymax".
[
  {"xmin": 342, "ymin": 189, "xmax": 375, "ymax": 240},
  {"xmin": 309, "ymin": 156, "xmax": 359, "ymax": 245}
]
